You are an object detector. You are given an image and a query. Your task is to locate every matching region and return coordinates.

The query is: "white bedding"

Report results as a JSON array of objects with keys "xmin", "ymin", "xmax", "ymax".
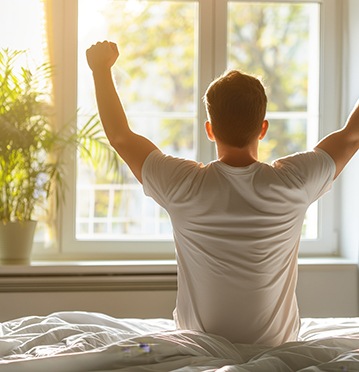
[{"xmin": 1, "ymin": 312, "xmax": 359, "ymax": 371}]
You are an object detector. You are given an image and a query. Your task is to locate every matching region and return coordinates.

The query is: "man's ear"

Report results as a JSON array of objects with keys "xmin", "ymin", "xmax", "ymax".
[
  {"xmin": 205, "ymin": 121, "xmax": 216, "ymax": 142},
  {"xmin": 259, "ymin": 120, "xmax": 269, "ymax": 140}
]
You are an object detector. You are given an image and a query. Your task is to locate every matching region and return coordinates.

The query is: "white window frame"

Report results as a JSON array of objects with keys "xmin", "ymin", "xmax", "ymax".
[{"xmin": 31, "ymin": 0, "xmax": 342, "ymax": 260}]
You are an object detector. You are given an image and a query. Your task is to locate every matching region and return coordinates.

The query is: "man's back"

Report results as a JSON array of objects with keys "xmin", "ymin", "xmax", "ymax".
[{"xmin": 143, "ymin": 148, "xmax": 335, "ymax": 346}]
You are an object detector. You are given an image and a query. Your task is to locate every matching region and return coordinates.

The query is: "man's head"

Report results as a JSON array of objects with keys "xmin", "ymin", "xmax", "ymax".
[{"xmin": 203, "ymin": 70, "xmax": 267, "ymax": 148}]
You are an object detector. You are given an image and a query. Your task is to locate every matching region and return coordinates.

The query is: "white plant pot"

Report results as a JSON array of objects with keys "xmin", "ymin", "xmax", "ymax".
[{"xmin": 0, "ymin": 221, "xmax": 37, "ymax": 265}]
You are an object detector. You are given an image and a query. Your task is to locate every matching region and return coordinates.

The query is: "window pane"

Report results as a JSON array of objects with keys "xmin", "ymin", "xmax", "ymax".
[
  {"xmin": 77, "ymin": 1, "xmax": 198, "ymax": 240},
  {"xmin": 228, "ymin": 2, "xmax": 320, "ymax": 160},
  {"xmin": 228, "ymin": 2, "xmax": 320, "ymax": 239}
]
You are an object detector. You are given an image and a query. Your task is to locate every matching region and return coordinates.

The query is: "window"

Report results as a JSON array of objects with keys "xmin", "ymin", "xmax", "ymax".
[{"xmin": 3, "ymin": 0, "xmax": 342, "ymax": 259}]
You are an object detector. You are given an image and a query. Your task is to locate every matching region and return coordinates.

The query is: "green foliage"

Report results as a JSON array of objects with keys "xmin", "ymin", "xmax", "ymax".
[
  {"xmin": 228, "ymin": 3, "xmax": 309, "ymax": 112},
  {"xmin": 106, "ymin": 2, "xmax": 196, "ymax": 112},
  {"xmin": 0, "ymin": 49, "xmax": 120, "ymax": 223},
  {"xmin": 227, "ymin": 3, "xmax": 311, "ymax": 162},
  {"xmin": 105, "ymin": 1, "xmax": 196, "ymax": 152}
]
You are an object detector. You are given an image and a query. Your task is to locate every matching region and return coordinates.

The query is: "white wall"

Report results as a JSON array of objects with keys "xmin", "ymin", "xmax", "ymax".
[
  {"xmin": 0, "ymin": 291, "xmax": 177, "ymax": 322},
  {"xmin": 297, "ymin": 262, "xmax": 358, "ymax": 317},
  {"xmin": 0, "ymin": 262, "xmax": 357, "ymax": 322}
]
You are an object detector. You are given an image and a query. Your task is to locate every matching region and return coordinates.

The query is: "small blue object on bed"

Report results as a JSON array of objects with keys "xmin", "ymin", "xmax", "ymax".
[{"xmin": 1, "ymin": 312, "xmax": 359, "ymax": 371}]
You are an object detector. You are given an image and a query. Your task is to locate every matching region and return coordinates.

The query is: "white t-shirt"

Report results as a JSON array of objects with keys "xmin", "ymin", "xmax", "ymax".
[{"xmin": 142, "ymin": 148, "xmax": 336, "ymax": 346}]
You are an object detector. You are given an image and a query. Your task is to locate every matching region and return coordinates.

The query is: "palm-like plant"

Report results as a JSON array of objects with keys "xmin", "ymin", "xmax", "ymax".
[{"xmin": 0, "ymin": 48, "xmax": 119, "ymax": 223}]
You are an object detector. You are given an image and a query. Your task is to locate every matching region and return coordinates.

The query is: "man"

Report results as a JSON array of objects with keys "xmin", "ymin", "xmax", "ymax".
[{"xmin": 86, "ymin": 41, "xmax": 359, "ymax": 346}]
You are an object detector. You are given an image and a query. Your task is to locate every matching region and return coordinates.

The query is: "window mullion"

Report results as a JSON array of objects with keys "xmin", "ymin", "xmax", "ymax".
[
  {"xmin": 214, "ymin": 0, "xmax": 228, "ymax": 77},
  {"xmin": 197, "ymin": 0, "xmax": 216, "ymax": 163},
  {"xmin": 60, "ymin": 0, "xmax": 79, "ymax": 256}
]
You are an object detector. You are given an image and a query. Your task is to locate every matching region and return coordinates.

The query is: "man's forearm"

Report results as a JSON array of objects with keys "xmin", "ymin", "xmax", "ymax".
[
  {"xmin": 345, "ymin": 99, "xmax": 359, "ymax": 145},
  {"xmin": 92, "ymin": 68, "xmax": 131, "ymax": 146},
  {"xmin": 316, "ymin": 99, "xmax": 359, "ymax": 179}
]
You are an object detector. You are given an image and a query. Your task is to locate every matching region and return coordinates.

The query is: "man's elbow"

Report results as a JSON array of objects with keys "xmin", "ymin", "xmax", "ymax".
[
  {"xmin": 107, "ymin": 128, "xmax": 133, "ymax": 148},
  {"xmin": 108, "ymin": 135, "xmax": 127, "ymax": 154},
  {"xmin": 107, "ymin": 131, "xmax": 137, "ymax": 157},
  {"xmin": 108, "ymin": 135, "xmax": 122, "ymax": 149}
]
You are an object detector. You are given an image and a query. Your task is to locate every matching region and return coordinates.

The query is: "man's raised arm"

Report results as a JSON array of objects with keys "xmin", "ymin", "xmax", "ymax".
[
  {"xmin": 86, "ymin": 41, "xmax": 158, "ymax": 183},
  {"xmin": 315, "ymin": 99, "xmax": 359, "ymax": 179}
]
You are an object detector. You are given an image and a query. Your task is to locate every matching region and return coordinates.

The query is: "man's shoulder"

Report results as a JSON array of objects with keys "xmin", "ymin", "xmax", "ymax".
[
  {"xmin": 142, "ymin": 150, "xmax": 206, "ymax": 188},
  {"xmin": 142, "ymin": 150, "xmax": 208, "ymax": 205},
  {"xmin": 269, "ymin": 149, "xmax": 336, "ymax": 193},
  {"xmin": 271, "ymin": 149, "xmax": 334, "ymax": 170},
  {"xmin": 144, "ymin": 150, "xmax": 204, "ymax": 171}
]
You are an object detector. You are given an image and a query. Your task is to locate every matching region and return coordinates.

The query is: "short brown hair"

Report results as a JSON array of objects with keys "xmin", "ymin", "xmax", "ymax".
[{"xmin": 203, "ymin": 70, "xmax": 267, "ymax": 147}]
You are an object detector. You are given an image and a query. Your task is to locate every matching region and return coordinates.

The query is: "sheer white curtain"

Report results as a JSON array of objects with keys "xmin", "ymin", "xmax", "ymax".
[{"xmin": 0, "ymin": 0, "xmax": 54, "ymax": 250}]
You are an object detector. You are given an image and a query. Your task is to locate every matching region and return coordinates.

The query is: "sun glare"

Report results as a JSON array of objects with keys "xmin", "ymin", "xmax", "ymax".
[{"xmin": 0, "ymin": 0, "xmax": 46, "ymax": 66}]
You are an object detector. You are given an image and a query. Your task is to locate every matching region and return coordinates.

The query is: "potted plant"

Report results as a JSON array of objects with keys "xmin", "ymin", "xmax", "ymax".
[{"xmin": 0, "ymin": 48, "xmax": 119, "ymax": 264}]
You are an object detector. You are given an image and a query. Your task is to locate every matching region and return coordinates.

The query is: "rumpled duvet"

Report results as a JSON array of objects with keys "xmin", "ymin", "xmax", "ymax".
[{"xmin": 1, "ymin": 311, "xmax": 359, "ymax": 371}]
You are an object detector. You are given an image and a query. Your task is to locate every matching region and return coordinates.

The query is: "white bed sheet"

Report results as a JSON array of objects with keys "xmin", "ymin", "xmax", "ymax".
[{"xmin": 1, "ymin": 311, "xmax": 359, "ymax": 371}]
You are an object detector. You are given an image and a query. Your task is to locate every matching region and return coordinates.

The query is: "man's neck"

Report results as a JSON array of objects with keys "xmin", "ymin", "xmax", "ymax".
[{"xmin": 216, "ymin": 141, "xmax": 259, "ymax": 167}]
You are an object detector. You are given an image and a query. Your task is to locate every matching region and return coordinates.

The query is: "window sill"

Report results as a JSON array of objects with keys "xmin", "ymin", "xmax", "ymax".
[
  {"xmin": 298, "ymin": 257, "xmax": 358, "ymax": 270},
  {"xmin": 0, "ymin": 260, "xmax": 178, "ymax": 276},
  {"xmin": 0, "ymin": 257, "xmax": 357, "ymax": 276}
]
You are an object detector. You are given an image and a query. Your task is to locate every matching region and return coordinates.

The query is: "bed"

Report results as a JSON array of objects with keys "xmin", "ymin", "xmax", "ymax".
[{"xmin": 1, "ymin": 311, "xmax": 359, "ymax": 371}]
